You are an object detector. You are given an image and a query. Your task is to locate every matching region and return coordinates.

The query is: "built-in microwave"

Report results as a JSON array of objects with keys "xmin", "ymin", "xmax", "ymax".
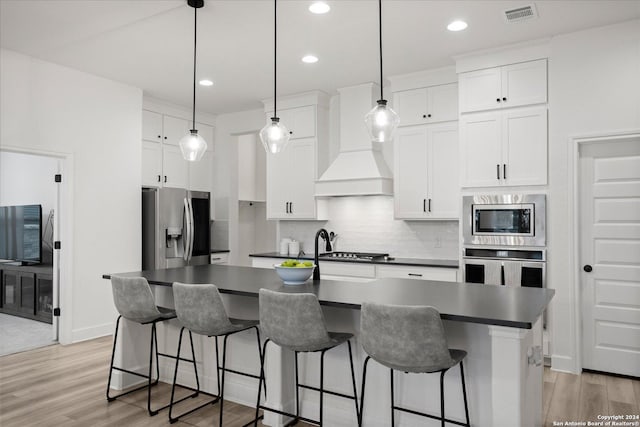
[{"xmin": 462, "ymin": 194, "xmax": 546, "ymax": 247}]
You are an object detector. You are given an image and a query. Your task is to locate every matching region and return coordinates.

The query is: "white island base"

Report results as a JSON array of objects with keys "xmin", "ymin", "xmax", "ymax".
[{"xmin": 111, "ymin": 289, "xmax": 544, "ymax": 427}]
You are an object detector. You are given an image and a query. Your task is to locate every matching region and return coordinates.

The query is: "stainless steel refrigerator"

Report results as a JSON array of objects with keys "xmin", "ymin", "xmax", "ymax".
[{"xmin": 142, "ymin": 187, "xmax": 211, "ymax": 270}]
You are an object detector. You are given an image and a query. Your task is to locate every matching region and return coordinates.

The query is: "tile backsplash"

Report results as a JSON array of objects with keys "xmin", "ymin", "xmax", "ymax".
[{"xmin": 279, "ymin": 196, "xmax": 459, "ymax": 260}]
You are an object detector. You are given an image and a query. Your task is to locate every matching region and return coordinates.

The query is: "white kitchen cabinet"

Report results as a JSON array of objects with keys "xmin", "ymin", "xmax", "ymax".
[
  {"xmin": 459, "ymin": 59, "xmax": 547, "ymax": 113},
  {"xmin": 210, "ymin": 253, "xmax": 229, "ymax": 264},
  {"xmin": 460, "ymin": 106, "xmax": 547, "ymax": 187},
  {"xmin": 377, "ymin": 265, "xmax": 458, "ymax": 282},
  {"xmin": 266, "ymin": 138, "xmax": 317, "ymax": 219},
  {"xmin": 394, "ymin": 83, "xmax": 458, "ymax": 126},
  {"xmin": 141, "ymin": 109, "xmax": 214, "ymax": 192},
  {"xmin": 394, "ymin": 123, "xmax": 459, "ymax": 219}
]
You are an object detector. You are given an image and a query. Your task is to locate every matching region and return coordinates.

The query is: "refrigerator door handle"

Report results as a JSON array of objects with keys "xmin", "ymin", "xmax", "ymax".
[
  {"xmin": 183, "ymin": 197, "xmax": 191, "ymax": 261},
  {"xmin": 188, "ymin": 196, "xmax": 195, "ymax": 262}
]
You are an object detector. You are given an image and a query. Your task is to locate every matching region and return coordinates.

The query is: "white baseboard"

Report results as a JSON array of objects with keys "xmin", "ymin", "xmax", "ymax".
[
  {"xmin": 551, "ymin": 354, "xmax": 578, "ymax": 374},
  {"xmin": 72, "ymin": 322, "xmax": 114, "ymax": 343}
]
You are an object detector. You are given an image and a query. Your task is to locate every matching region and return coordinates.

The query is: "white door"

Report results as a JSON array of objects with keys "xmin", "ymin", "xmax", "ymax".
[
  {"xmin": 288, "ymin": 138, "xmax": 315, "ymax": 219},
  {"xmin": 460, "ymin": 111, "xmax": 501, "ymax": 187},
  {"xmin": 580, "ymin": 138, "xmax": 640, "ymax": 377},
  {"xmin": 502, "ymin": 106, "xmax": 548, "ymax": 186},
  {"xmin": 394, "ymin": 127, "xmax": 429, "ymax": 218}
]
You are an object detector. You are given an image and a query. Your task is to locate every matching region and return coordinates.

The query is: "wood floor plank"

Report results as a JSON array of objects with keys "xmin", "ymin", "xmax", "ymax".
[
  {"xmin": 577, "ymin": 382, "xmax": 608, "ymax": 421},
  {"xmin": 609, "ymin": 400, "xmax": 639, "ymax": 418},
  {"xmin": 544, "ymin": 367, "xmax": 558, "ymax": 383},
  {"xmin": 545, "ymin": 372, "xmax": 581, "ymax": 425},
  {"xmin": 543, "ymin": 381, "xmax": 555, "ymax": 422},
  {"xmin": 581, "ymin": 371, "xmax": 607, "ymax": 385},
  {"xmin": 606, "ymin": 375, "xmax": 637, "ymax": 405}
]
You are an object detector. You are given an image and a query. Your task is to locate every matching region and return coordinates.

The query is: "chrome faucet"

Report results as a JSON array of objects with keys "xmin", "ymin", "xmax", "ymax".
[{"xmin": 313, "ymin": 228, "xmax": 332, "ymax": 281}]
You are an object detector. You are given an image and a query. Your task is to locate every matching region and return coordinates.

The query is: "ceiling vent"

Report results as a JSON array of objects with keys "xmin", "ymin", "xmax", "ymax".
[{"xmin": 503, "ymin": 4, "xmax": 538, "ymax": 23}]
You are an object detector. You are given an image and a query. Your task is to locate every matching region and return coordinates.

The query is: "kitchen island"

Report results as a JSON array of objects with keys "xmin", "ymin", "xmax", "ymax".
[{"xmin": 103, "ymin": 264, "xmax": 553, "ymax": 427}]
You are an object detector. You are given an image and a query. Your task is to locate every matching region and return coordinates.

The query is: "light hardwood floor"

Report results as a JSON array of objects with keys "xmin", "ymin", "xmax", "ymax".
[{"xmin": 1, "ymin": 337, "xmax": 638, "ymax": 426}]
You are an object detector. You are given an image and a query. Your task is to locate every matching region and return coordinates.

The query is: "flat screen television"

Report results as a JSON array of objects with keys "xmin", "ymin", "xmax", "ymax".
[{"xmin": 0, "ymin": 204, "xmax": 42, "ymax": 265}]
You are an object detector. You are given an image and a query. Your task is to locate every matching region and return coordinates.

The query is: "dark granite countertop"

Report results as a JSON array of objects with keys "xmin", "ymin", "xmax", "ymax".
[
  {"xmin": 249, "ymin": 252, "xmax": 458, "ymax": 269},
  {"xmin": 211, "ymin": 249, "xmax": 230, "ymax": 254},
  {"xmin": 103, "ymin": 264, "xmax": 553, "ymax": 329}
]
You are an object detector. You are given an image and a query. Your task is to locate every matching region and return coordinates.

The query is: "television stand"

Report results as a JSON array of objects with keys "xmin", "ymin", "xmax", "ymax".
[
  {"xmin": 0, "ymin": 263, "xmax": 54, "ymax": 324},
  {"xmin": 0, "ymin": 261, "xmax": 38, "ymax": 267}
]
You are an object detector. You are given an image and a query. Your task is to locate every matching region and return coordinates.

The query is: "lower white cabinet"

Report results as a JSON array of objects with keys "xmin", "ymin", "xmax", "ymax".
[
  {"xmin": 376, "ymin": 265, "xmax": 458, "ymax": 282},
  {"xmin": 394, "ymin": 123, "xmax": 459, "ymax": 219},
  {"xmin": 210, "ymin": 253, "xmax": 229, "ymax": 265}
]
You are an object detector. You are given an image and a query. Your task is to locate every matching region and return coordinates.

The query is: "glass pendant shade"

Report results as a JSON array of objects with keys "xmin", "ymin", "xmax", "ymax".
[
  {"xmin": 179, "ymin": 129, "xmax": 207, "ymax": 162},
  {"xmin": 364, "ymin": 100, "xmax": 400, "ymax": 143},
  {"xmin": 259, "ymin": 117, "xmax": 291, "ymax": 154}
]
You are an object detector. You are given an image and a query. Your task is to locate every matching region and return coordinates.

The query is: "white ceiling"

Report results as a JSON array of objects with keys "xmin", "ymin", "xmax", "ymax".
[{"xmin": 1, "ymin": 0, "xmax": 639, "ymax": 115}]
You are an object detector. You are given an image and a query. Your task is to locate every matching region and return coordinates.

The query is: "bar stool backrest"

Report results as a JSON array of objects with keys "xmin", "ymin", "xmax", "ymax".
[
  {"xmin": 259, "ymin": 289, "xmax": 330, "ymax": 350},
  {"xmin": 110, "ymin": 276, "xmax": 162, "ymax": 323},
  {"xmin": 172, "ymin": 282, "xmax": 233, "ymax": 336},
  {"xmin": 360, "ymin": 302, "xmax": 454, "ymax": 372}
]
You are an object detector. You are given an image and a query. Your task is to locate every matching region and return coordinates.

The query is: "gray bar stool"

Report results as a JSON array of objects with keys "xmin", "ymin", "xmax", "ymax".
[
  {"xmin": 253, "ymin": 288, "xmax": 359, "ymax": 426},
  {"xmin": 170, "ymin": 282, "xmax": 265, "ymax": 426},
  {"xmin": 106, "ymin": 276, "xmax": 198, "ymax": 416},
  {"xmin": 359, "ymin": 302, "xmax": 470, "ymax": 427}
]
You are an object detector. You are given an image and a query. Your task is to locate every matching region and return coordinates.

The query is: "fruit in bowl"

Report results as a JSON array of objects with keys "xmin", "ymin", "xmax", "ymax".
[{"xmin": 274, "ymin": 259, "xmax": 315, "ymax": 285}]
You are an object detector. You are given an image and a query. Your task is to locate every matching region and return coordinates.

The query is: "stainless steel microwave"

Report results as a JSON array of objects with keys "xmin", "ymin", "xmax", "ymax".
[{"xmin": 462, "ymin": 194, "xmax": 546, "ymax": 247}]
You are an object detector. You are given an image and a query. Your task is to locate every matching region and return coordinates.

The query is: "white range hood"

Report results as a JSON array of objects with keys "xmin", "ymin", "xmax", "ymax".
[{"xmin": 316, "ymin": 83, "xmax": 393, "ymax": 197}]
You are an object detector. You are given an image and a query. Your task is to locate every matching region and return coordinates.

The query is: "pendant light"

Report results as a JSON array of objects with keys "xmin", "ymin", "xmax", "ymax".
[
  {"xmin": 260, "ymin": 0, "xmax": 291, "ymax": 154},
  {"xmin": 179, "ymin": 0, "xmax": 208, "ymax": 162},
  {"xmin": 364, "ymin": 0, "xmax": 399, "ymax": 143}
]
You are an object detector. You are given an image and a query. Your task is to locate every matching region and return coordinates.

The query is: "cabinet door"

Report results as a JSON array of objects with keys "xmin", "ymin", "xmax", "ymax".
[
  {"xmin": 162, "ymin": 145, "xmax": 189, "ymax": 189},
  {"xmin": 142, "ymin": 110, "xmax": 163, "ymax": 142},
  {"xmin": 428, "ymin": 124, "xmax": 459, "ymax": 218},
  {"xmin": 266, "ymin": 148, "xmax": 291, "ymax": 219},
  {"xmin": 427, "ymin": 83, "xmax": 458, "ymax": 123},
  {"xmin": 19, "ymin": 273, "xmax": 36, "ymax": 315},
  {"xmin": 36, "ymin": 274, "xmax": 53, "ymax": 322},
  {"xmin": 502, "ymin": 106, "xmax": 548, "ymax": 186},
  {"xmin": 394, "ymin": 127, "xmax": 429, "ymax": 219},
  {"xmin": 142, "ymin": 140, "xmax": 163, "ymax": 187},
  {"xmin": 2, "ymin": 270, "xmax": 18, "ymax": 311},
  {"xmin": 377, "ymin": 265, "xmax": 458, "ymax": 282},
  {"xmin": 459, "ymin": 67, "xmax": 501, "ymax": 113},
  {"xmin": 288, "ymin": 138, "xmax": 316, "ymax": 219},
  {"xmin": 501, "ymin": 59, "xmax": 547, "ymax": 109},
  {"xmin": 163, "ymin": 115, "xmax": 190, "ymax": 146},
  {"xmin": 394, "ymin": 88, "xmax": 428, "ymax": 127},
  {"xmin": 460, "ymin": 111, "xmax": 502, "ymax": 187},
  {"xmin": 282, "ymin": 106, "xmax": 316, "ymax": 139},
  {"xmin": 189, "ymin": 150, "xmax": 213, "ymax": 192},
  {"xmin": 196, "ymin": 122, "xmax": 215, "ymax": 151}
]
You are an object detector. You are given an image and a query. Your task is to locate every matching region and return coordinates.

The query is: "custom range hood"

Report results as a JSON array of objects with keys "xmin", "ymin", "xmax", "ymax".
[{"xmin": 316, "ymin": 83, "xmax": 393, "ymax": 196}]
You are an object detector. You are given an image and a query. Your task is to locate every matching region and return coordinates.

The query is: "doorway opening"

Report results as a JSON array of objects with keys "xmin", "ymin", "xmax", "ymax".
[{"xmin": 0, "ymin": 150, "xmax": 65, "ymax": 356}]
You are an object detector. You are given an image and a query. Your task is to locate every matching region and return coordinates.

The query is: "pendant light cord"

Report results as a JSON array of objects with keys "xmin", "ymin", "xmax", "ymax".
[
  {"xmin": 378, "ymin": 0, "xmax": 384, "ymax": 101},
  {"xmin": 273, "ymin": 0, "xmax": 278, "ymax": 118},
  {"xmin": 192, "ymin": 5, "xmax": 197, "ymax": 130}
]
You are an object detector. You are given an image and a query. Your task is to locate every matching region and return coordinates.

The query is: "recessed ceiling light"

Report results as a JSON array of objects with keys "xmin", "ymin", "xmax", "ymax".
[
  {"xmin": 199, "ymin": 79, "xmax": 214, "ymax": 87},
  {"xmin": 447, "ymin": 20, "xmax": 468, "ymax": 32},
  {"xmin": 309, "ymin": 2, "xmax": 330, "ymax": 14},
  {"xmin": 302, "ymin": 55, "xmax": 319, "ymax": 64}
]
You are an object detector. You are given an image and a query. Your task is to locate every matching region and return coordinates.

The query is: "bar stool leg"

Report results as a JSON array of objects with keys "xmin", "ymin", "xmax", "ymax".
[
  {"xmin": 254, "ymin": 339, "xmax": 270, "ymax": 427},
  {"xmin": 148, "ymin": 322, "xmax": 158, "ymax": 416},
  {"xmin": 215, "ymin": 336, "xmax": 221, "ymax": 396},
  {"xmin": 439, "ymin": 370, "xmax": 446, "ymax": 427},
  {"xmin": 254, "ymin": 326, "xmax": 267, "ymax": 399},
  {"xmin": 359, "ymin": 356, "xmax": 371, "ymax": 427},
  {"xmin": 188, "ymin": 331, "xmax": 200, "ymax": 395},
  {"xmin": 294, "ymin": 351, "xmax": 300, "ymax": 421},
  {"xmin": 169, "ymin": 326, "xmax": 186, "ymax": 421},
  {"xmin": 347, "ymin": 341, "xmax": 359, "ymax": 421},
  {"xmin": 219, "ymin": 335, "xmax": 229, "ymax": 427},
  {"xmin": 106, "ymin": 315, "xmax": 122, "ymax": 401},
  {"xmin": 319, "ymin": 349, "xmax": 328, "ymax": 426},
  {"xmin": 390, "ymin": 369, "xmax": 395, "ymax": 426},
  {"xmin": 460, "ymin": 361, "xmax": 470, "ymax": 426}
]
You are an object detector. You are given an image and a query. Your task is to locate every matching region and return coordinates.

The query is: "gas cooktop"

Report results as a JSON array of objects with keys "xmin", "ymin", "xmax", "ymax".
[{"xmin": 318, "ymin": 251, "xmax": 389, "ymax": 262}]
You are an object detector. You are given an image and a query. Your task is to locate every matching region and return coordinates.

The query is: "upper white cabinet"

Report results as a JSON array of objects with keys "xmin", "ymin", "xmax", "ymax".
[
  {"xmin": 394, "ymin": 123, "xmax": 459, "ymax": 219},
  {"xmin": 393, "ymin": 83, "xmax": 458, "ymax": 126},
  {"xmin": 141, "ymin": 109, "xmax": 214, "ymax": 192},
  {"xmin": 459, "ymin": 59, "xmax": 547, "ymax": 113},
  {"xmin": 460, "ymin": 106, "xmax": 547, "ymax": 187},
  {"xmin": 263, "ymin": 92, "xmax": 329, "ymax": 220}
]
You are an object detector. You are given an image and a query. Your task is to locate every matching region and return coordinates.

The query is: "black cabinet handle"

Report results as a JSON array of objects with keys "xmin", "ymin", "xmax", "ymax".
[
  {"xmin": 164, "ymin": 176, "xmax": 167, "ymax": 183},
  {"xmin": 427, "ymin": 114, "xmax": 432, "ymax": 118},
  {"xmin": 285, "ymin": 202, "xmax": 289, "ymax": 213},
  {"xmin": 497, "ymin": 164, "xmax": 501, "ymax": 180},
  {"xmin": 164, "ymin": 136, "xmax": 167, "ymax": 140},
  {"xmin": 423, "ymin": 199, "xmax": 426, "ymax": 212},
  {"xmin": 408, "ymin": 273, "xmax": 423, "ymax": 277},
  {"xmin": 496, "ymin": 98, "xmax": 501, "ymax": 103},
  {"xmin": 157, "ymin": 135, "xmax": 161, "ymax": 139},
  {"xmin": 583, "ymin": 265, "xmax": 593, "ymax": 273},
  {"xmin": 290, "ymin": 202, "xmax": 293, "ymax": 213},
  {"xmin": 428, "ymin": 199, "xmax": 432, "ymax": 212},
  {"xmin": 502, "ymin": 97, "xmax": 507, "ymax": 101},
  {"xmin": 289, "ymin": 131, "xmax": 293, "ymax": 135},
  {"xmin": 422, "ymin": 114, "xmax": 427, "ymax": 118},
  {"xmin": 503, "ymin": 164, "xmax": 507, "ymax": 180},
  {"xmin": 157, "ymin": 175, "xmax": 161, "ymax": 182}
]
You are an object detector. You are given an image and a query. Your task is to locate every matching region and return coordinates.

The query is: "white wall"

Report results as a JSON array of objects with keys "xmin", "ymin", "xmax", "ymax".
[
  {"xmin": 0, "ymin": 48, "xmax": 143, "ymax": 343},
  {"xmin": 548, "ymin": 20, "xmax": 640, "ymax": 372},
  {"xmin": 280, "ymin": 196, "xmax": 459, "ymax": 259}
]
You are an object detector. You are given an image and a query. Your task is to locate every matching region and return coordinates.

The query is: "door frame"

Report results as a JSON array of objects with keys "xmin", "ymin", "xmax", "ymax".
[
  {"xmin": 0, "ymin": 145, "xmax": 74, "ymax": 345},
  {"xmin": 567, "ymin": 129, "xmax": 640, "ymax": 374}
]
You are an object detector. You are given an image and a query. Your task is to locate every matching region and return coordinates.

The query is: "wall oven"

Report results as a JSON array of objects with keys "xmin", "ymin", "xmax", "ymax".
[
  {"xmin": 463, "ymin": 248, "xmax": 545, "ymax": 288},
  {"xmin": 462, "ymin": 194, "xmax": 546, "ymax": 247}
]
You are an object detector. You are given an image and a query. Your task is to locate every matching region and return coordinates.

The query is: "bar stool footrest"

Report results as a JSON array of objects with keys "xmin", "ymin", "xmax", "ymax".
[
  {"xmin": 393, "ymin": 405, "xmax": 469, "ymax": 427},
  {"xmin": 169, "ymin": 388, "xmax": 220, "ymax": 424}
]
